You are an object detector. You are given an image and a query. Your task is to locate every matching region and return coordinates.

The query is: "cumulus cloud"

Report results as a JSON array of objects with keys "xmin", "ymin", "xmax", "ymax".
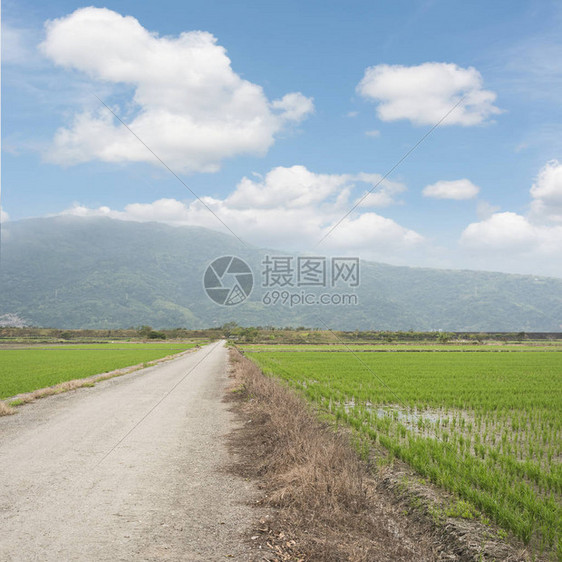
[
  {"xmin": 225, "ymin": 165, "xmax": 348, "ymax": 209},
  {"xmin": 355, "ymin": 175, "xmax": 406, "ymax": 208},
  {"xmin": 322, "ymin": 213, "xmax": 423, "ymax": 250},
  {"xmin": 462, "ymin": 212, "xmax": 537, "ymax": 251},
  {"xmin": 271, "ymin": 93, "xmax": 315, "ymax": 122},
  {"xmin": 461, "ymin": 212, "xmax": 562, "ymax": 254},
  {"xmin": 476, "ymin": 200, "xmax": 501, "ymax": 219},
  {"xmin": 357, "ymin": 62, "xmax": 501, "ymax": 126},
  {"xmin": 0, "ymin": 208, "xmax": 9, "ymax": 222},
  {"xmin": 459, "ymin": 161, "xmax": 562, "ymax": 273},
  {"xmin": 423, "ymin": 179, "xmax": 480, "ymax": 200},
  {"xmin": 461, "ymin": 160, "xmax": 562, "ymax": 258},
  {"xmin": 40, "ymin": 7, "xmax": 314, "ymax": 172},
  {"xmin": 60, "ymin": 165, "xmax": 424, "ymax": 257},
  {"xmin": 529, "ymin": 160, "xmax": 562, "ymax": 223}
]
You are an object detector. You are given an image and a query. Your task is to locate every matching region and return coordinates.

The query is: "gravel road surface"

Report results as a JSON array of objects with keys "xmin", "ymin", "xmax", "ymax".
[{"xmin": 0, "ymin": 341, "xmax": 259, "ymax": 561}]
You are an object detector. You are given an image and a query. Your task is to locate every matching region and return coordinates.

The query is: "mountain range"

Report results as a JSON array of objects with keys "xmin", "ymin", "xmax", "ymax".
[{"xmin": 1, "ymin": 216, "xmax": 561, "ymax": 331}]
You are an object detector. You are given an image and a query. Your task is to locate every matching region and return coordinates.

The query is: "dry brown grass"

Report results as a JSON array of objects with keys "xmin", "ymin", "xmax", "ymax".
[
  {"xmin": 227, "ymin": 349, "xmax": 441, "ymax": 561},
  {"xmin": 0, "ymin": 401, "xmax": 16, "ymax": 416}
]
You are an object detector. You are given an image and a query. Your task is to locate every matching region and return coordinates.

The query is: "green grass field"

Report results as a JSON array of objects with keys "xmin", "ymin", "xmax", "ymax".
[
  {"xmin": 241, "ymin": 343, "xmax": 562, "ymax": 352},
  {"xmin": 0, "ymin": 342, "xmax": 198, "ymax": 399},
  {"xmin": 247, "ymin": 349, "xmax": 562, "ymax": 556}
]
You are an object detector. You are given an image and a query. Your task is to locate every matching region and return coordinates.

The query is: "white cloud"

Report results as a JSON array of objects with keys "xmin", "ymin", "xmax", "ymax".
[
  {"xmin": 456, "ymin": 162, "xmax": 562, "ymax": 261},
  {"xmin": 60, "ymin": 165, "xmax": 424, "ymax": 258},
  {"xmin": 365, "ymin": 129, "xmax": 380, "ymax": 137},
  {"xmin": 357, "ymin": 62, "xmax": 501, "ymax": 126},
  {"xmin": 476, "ymin": 200, "xmax": 500, "ymax": 219},
  {"xmin": 423, "ymin": 179, "xmax": 480, "ymax": 200},
  {"xmin": 225, "ymin": 166, "xmax": 348, "ymax": 209},
  {"xmin": 40, "ymin": 7, "xmax": 313, "ymax": 173},
  {"xmin": 355, "ymin": 175, "xmax": 406, "ymax": 208},
  {"xmin": 461, "ymin": 212, "xmax": 562, "ymax": 254},
  {"xmin": 461, "ymin": 212, "xmax": 537, "ymax": 251},
  {"xmin": 529, "ymin": 160, "xmax": 562, "ymax": 223},
  {"xmin": 530, "ymin": 160, "xmax": 562, "ymax": 204},
  {"xmin": 459, "ymin": 161, "xmax": 562, "ymax": 275},
  {"xmin": 322, "ymin": 213, "xmax": 423, "ymax": 250},
  {"xmin": 0, "ymin": 208, "xmax": 9, "ymax": 222},
  {"xmin": 271, "ymin": 93, "xmax": 315, "ymax": 122}
]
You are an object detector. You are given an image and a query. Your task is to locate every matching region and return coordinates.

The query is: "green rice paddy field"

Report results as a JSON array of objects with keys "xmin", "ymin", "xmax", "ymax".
[
  {"xmin": 0, "ymin": 342, "xmax": 198, "ymax": 399},
  {"xmin": 242, "ymin": 343, "xmax": 561, "ymax": 352},
  {"xmin": 246, "ymin": 347, "xmax": 562, "ymax": 556}
]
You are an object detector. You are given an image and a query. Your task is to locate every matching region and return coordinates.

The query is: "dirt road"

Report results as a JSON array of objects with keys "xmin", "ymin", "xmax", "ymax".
[{"xmin": 0, "ymin": 341, "xmax": 259, "ymax": 561}]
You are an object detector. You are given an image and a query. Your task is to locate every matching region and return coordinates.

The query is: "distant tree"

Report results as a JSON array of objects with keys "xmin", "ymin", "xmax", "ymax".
[
  {"xmin": 221, "ymin": 322, "xmax": 239, "ymax": 338},
  {"xmin": 438, "ymin": 332, "xmax": 452, "ymax": 344},
  {"xmin": 148, "ymin": 330, "xmax": 166, "ymax": 340},
  {"xmin": 240, "ymin": 327, "xmax": 258, "ymax": 342},
  {"xmin": 137, "ymin": 325, "xmax": 153, "ymax": 338}
]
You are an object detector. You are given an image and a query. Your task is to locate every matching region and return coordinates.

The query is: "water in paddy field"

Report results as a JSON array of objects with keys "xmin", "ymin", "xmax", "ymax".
[
  {"xmin": 345, "ymin": 401, "xmax": 441, "ymax": 422},
  {"xmin": 342, "ymin": 400, "xmax": 473, "ymax": 436}
]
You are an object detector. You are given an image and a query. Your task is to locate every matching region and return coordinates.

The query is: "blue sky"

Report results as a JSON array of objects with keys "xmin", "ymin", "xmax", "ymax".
[{"xmin": 2, "ymin": 0, "xmax": 562, "ymax": 276}]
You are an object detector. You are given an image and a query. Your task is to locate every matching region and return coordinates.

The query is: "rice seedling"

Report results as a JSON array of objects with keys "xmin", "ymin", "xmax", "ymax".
[{"xmin": 247, "ymin": 349, "xmax": 561, "ymax": 556}]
